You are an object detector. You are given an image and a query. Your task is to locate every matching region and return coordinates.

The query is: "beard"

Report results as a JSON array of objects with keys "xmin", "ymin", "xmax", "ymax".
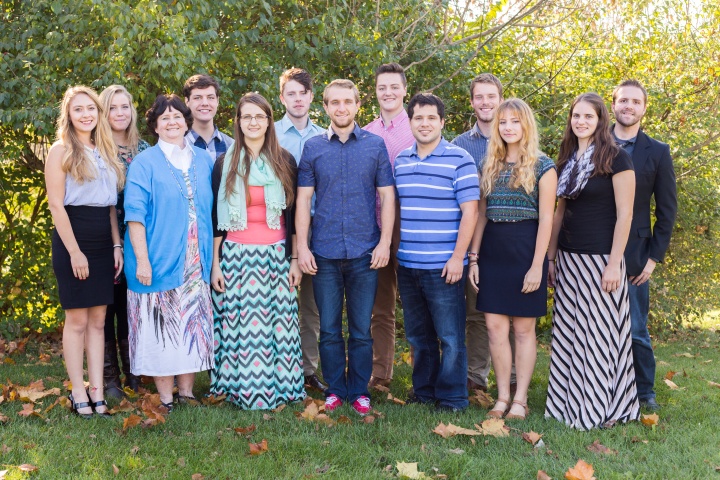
[
  {"xmin": 615, "ymin": 111, "xmax": 642, "ymax": 128},
  {"xmin": 332, "ymin": 115, "xmax": 355, "ymax": 129}
]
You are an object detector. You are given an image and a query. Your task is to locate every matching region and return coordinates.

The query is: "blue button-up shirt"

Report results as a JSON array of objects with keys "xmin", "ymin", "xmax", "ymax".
[
  {"xmin": 451, "ymin": 122, "xmax": 490, "ymax": 169},
  {"xmin": 275, "ymin": 114, "xmax": 326, "ymax": 165},
  {"xmin": 298, "ymin": 124, "xmax": 394, "ymax": 259}
]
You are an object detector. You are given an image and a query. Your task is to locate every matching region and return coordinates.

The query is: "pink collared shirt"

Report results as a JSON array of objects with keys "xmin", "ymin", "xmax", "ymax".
[{"xmin": 363, "ymin": 109, "xmax": 415, "ymax": 225}]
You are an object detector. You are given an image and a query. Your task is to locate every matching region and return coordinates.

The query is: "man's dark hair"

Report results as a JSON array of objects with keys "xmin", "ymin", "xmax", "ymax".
[
  {"xmin": 279, "ymin": 68, "xmax": 313, "ymax": 93},
  {"xmin": 146, "ymin": 94, "xmax": 193, "ymax": 138},
  {"xmin": 182, "ymin": 74, "xmax": 220, "ymax": 99},
  {"xmin": 612, "ymin": 79, "xmax": 648, "ymax": 105},
  {"xmin": 407, "ymin": 93, "xmax": 445, "ymax": 119},
  {"xmin": 469, "ymin": 73, "xmax": 503, "ymax": 99},
  {"xmin": 375, "ymin": 62, "xmax": 406, "ymax": 87}
]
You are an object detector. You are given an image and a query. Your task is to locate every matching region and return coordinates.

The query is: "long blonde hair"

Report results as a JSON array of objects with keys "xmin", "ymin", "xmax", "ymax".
[
  {"xmin": 56, "ymin": 85, "xmax": 124, "ymax": 189},
  {"xmin": 99, "ymin": 84, "xmax": 142, "ymax": 155},
  {"xmin": 481, "ymin": 98, "xmax": 540, "ymax": 196}
]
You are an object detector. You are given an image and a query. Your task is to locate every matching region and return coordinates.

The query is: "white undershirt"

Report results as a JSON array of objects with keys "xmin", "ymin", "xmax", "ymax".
[{"xmin": 158, "ymin": 138, "xmax": 192, "ymax": 172}]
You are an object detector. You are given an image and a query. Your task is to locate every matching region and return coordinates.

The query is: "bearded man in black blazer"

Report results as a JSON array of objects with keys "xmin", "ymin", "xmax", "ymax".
[{"xmin": 611, "ymin": 80, "xmax": 677, "ymax": 411}]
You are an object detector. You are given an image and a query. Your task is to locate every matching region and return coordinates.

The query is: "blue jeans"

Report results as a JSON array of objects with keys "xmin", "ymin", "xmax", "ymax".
[
  {"xmin": 312, "ymin": 255, "xmax": 378, "ymax": 403},
  {"xmin": 628, "ymin": 281, "xmax": 655, "ymax": 401},
  {"xmin": 397, "ymin": 265, "xmax": 468, "ymax": 410}
]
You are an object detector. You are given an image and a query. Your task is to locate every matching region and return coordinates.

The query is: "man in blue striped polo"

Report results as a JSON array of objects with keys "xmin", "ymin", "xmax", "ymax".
[{"xmin": 395, "ymin": 93, "xmax": 480, "ymax": 412}]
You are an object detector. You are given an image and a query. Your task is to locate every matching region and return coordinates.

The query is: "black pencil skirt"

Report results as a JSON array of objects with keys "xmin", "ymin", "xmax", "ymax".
[
  {"xmin": 52, "ymin": 205, "xmax": 114, "ymax": 310},
  {"xmin": 476, "ymin": 219, "xmax": 548, "ymax": 318}
]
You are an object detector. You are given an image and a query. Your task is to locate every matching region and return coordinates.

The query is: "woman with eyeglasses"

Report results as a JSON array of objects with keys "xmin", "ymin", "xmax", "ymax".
[{"xmin": 210, "ymin": 93, "xmax": 305, "ymax": 409}]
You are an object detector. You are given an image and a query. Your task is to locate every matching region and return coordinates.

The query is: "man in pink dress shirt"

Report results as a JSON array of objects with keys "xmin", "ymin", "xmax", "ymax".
[{"xmin": 363, "ymin": 63, "xmax": 415, "ymax": 389}]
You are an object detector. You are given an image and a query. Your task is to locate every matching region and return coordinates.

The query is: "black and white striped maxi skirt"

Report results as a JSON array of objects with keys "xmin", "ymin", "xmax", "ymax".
[{"xmin": 544, "ymin": 250, "xmax": 640, "ymax": 430}]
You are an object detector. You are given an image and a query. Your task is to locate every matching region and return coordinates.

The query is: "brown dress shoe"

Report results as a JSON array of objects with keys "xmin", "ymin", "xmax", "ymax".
[
  {"xmin": 304, "ymin": 374, "xmax": 328, "ymax": 392},
  {"xmin": 467, "ymin": 379, "xmax": 487, "ymax": 393},
  {"xmin": 368, "ymin": 376, "xmax": 391, "ymax": 389}
]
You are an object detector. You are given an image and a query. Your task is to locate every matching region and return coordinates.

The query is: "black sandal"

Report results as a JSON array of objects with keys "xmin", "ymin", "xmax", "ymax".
[
  {"xmin": 87, "ymin": 388, "xmax": 111, "ymax": 418},
  {"xmin": 176, "ymin": 395, "xmax": 201, "ymax": 406},
  {"xmin": 69, "ymin": 393, "xmax": 94, "ymax": 420},
  {"xmin": 161, "ymin": 401, "xmax": 174, "ymax": 413}
]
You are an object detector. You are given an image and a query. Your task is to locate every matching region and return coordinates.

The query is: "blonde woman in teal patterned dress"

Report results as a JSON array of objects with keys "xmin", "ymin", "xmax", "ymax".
[
  {"xmin": 468, "ymin": 98, "xmax": 557, "ymax": 421},
  {"xmin": 210, "ymin": 93, "xmax": 305, "ymax": 409}
]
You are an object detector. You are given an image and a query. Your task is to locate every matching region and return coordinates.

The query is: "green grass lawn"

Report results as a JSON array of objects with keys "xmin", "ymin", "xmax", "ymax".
[{"xmin": 1, "ymin": 322, "xmax": 719, "ymax": 480}]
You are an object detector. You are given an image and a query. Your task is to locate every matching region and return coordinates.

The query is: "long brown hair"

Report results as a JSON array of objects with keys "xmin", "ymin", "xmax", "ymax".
[
  {"xmin": 56, "ymin": 85, "xmax": 124, "ymax": 189},
  {"xmin": 557, "ymin": 92, "xmax": 619, "ymax": 176},
  {"xmin": 482, "ymin": 98, "xmax": 540, "ymax": 196},
  {"xmin": 224, "ymin": 93, "xmax": 295, "ymax": 206}
]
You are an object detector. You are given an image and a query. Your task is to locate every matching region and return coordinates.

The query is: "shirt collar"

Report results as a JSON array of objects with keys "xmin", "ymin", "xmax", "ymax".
[
  {"xmin": 158, "ymin": 138, "xmax": 194, "ymax": 160},
  {"xmin": 611, "ymin": 126, "xmax": 636, "ymax": 146},
  {"xmin": 470, "ymin": 122, "xmax": 491, "ymax": 140},
  {"xmin": 378, "ymin": 109, "xmax": 408, "ymax": 129},
  {"xmin": 327, "ymin": 123, "xmax": 363, "ymax": 141},
  {"xmin": 409, "ymin": 137, "xmax": 450, "ymax": 159},
  {"xmin": 187, "ymin": 127, "xmax": 222, "ymax": 144},
  {"xmin": 279, "ymin": 114, "xmax": 316, "ymax": 135}
]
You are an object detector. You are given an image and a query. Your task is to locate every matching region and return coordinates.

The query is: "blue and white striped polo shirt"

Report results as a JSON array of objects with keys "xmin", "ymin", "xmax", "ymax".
[{"xmin": 394, "ymin": 138, "xmax": 480, "ymax": 270}]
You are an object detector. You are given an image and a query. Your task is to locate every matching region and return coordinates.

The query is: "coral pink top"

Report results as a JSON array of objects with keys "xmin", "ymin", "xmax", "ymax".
[{"xmin": 226, "ymin": 186, "xmax": 286, "ymax": 245}]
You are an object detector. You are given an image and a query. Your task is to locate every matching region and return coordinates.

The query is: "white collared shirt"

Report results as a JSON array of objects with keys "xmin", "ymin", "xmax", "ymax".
[{"xmin": 158, "ymin": 138, "xmax": 193, "ymax": 172}]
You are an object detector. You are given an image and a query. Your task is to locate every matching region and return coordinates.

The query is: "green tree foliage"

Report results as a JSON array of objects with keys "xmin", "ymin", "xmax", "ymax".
[{"xmin": 1, "ymin": 0, "xmax": 718, "ymax": 336}]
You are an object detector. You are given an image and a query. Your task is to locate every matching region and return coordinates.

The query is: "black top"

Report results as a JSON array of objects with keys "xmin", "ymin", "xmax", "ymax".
[
  {"xmin": 558, "ymin": 149, "xmax": 634, "ymax": 255},
  {"xmin": 211, "ymin": 152, "xmax": 298, "ymax": 259}
]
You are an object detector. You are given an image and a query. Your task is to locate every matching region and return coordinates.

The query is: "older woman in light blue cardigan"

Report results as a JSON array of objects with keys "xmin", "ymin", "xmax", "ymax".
[{"xmin": 123, "ymin": 94, "xmax": 214, "ymax": 411}]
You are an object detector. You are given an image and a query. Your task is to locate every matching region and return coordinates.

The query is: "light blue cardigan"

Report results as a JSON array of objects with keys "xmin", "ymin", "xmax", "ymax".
[{"xmin": 123, "ymin": 144, "xmax": 214, "ymax": 294}]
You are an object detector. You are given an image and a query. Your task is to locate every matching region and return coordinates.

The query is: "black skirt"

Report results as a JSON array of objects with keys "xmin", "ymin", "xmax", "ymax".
[
  {"xmin": 52, "ymin": 205, "xmax": 114, "ymax": 309},
  {"xmin": 476, "ymin": 219, "xmax": 548, "ymax": 317}
]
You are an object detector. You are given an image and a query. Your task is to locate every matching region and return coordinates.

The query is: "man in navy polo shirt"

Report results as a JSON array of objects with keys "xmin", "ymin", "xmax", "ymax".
[
  {"xmin": 296, "ymin": 79, "xmax": 395, "ymax": 416},
  {"xmin": 395, "ymin": 93, "xmax": 479, "ymax": 412}
]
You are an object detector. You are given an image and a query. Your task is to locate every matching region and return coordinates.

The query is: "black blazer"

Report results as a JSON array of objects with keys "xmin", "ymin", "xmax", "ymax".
[
  {"xmin": 211, "ymin": 151, "xmax": 298, "ymax": 259},
  {"xmin": 623, "ymin": 128, "xmax": 677, "ymax": 277}
]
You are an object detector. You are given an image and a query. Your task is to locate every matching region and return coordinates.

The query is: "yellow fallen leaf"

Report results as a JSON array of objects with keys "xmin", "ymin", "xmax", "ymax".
[
  {"xmin": 707, "ymin": 381, "xmax": 720, "ymax": 388},
  {"xmin": 469, "ymin": 390, "xmax": 494, "ymax": 409},
  {"xmin": 586, "ymin": 440, "xmax": 617, "ymax": 455},
  {"xmin": 673, "ymin": 352, "xmax": 695, "ymax": 358},
  {"xmin": 663, "ymin": 378, "xmax": 680, "ymax": 390},
  {"xmin": 18, "ymin": 464, "xmax": 39, "ymax": 472},
  {"xmin": 564, "ymin": 459, "xmax": 595, "ymax": 480},
  {"xmin": 640, "ymin": 413, "xmax": 659, "ymax": 426},
  {"xmin": 477, "ymin": 418, "xmax": 509, "ymax": 437},
  {"xmin": 396, "ymin": 462, "xmax": 427, "ymax": 479},
  {"xmin": 537, "ymin": 470, "xmax": 553, "ymax": 480},
  {"xmin": 523, "ymin": 431, "xmax": 543, "ymax": 445},
  {"xmin": 432, "ymin": 422, "xmax": 481, "ymax": 438}
]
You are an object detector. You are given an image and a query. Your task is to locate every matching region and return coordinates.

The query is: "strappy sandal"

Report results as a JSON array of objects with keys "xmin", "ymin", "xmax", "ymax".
[
  {"xmin": 69, "ymin": 393, "xmax": 94, "ymax": 419},
  {"xmin": 160, "ymin": 401, "xmax": 174, "ymax": 413},
  {"xmin": 505, "ymin": 400, "xmax": 530, "ymax": 420},
  {"xmin": 176, "ymin": 395, "xmax": 201, "ymax": 406},
  {"xmin": 486, "ymin": 398, "xmax": 510, "ymax": 419},
  {"xmin": 87, "ymin": 388, "xmax": 111, "ymax": 418}
]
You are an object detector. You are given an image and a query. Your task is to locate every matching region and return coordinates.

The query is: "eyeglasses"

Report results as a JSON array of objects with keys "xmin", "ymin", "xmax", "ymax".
[{"xmin": 239, "ymin": 114, "xmax": 269, "ymax": 123}]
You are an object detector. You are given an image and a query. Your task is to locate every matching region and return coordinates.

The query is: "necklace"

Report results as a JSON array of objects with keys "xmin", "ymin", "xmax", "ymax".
[{"xmin": 160, "ymin": 147, "xmax": 197, "ymax": 200}]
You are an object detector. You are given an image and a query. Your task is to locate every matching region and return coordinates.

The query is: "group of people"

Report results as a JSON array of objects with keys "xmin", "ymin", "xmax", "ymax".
[{"xmin": 46, "ymin": 64, "xmax": 676, "ymax": 431}]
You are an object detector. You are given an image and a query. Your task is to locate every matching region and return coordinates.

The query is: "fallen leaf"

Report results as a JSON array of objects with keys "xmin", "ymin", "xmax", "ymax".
[
  {"xmin": 38, "ymin": 353, "xmax": 51, "ymax": 364},
  {"xmin": 564, "ymin": 459, "xmax": 595, "ymax": 480},
  {"xmin": 108, "ymin": 398, "xmax": 136, "ymax": 415},
  {"xmin": 386, "ymin": 392, "xmax": 406, "ymax": 405},
  {"xmin": 432, "ymin": 422, "xmax": 481, "ymax": 438},
  {"xmin": 23, "ymin": 443, "xmax": 36, "ymax": 450},
  {"xmin": 537, "ymin": 470, "xmax": 552, "ymax": 480},
  {"xmin": 396, "ymin": 462, "xmax": 427, "ymax": 479},
  {"xmin": 112, "ymin": 464, "xmax": 120, "ymax": 475},
  {"xmin": 664, "ymin": 371, "xmax": 677, "ymax": 380},
  {"xmin": 234, "ymin": 424, "xmax": 257, "ymax": 435},
  {"xmin": 0, "ymin": 414, "xmax": 8, "ymax": 424},
  {"xmin": 523, "ymin": 431, "xmax": 543, "ymax": 445},
  {"xmin": 248, "ymin": 439, "xmax": 269, "ymax": 455},
  {"xmin": 701, "ymin": 359, "xmax": 713, "ymax": 364},
  {"xmin": 315, "ymin": 464, "xmax": 330, "ymax": 474},
  {"xmin": 314, "ymin": 413, "xmax": 335, "ymax": 425},
  {"xmin": 631, "ymin": 436, "xmax": 649, "ymax": 444},
  {"xmin": 663, "ymin": 379, "xmax": 681, "ymax": 390},
  {"xmin": 17, "ymin": 403, "xmax": 43, "ymax": 418},
  {"xmin": 43, "ymin": 398, "xmax": 61, "ymax": 414},
  {"xmin": 448, "ymin": 448, "xmax": 465, "ymax": 454},
  {"xmin": 123, "ymin": 414, "xmax": 143, "ymax": 431},
  {"xmin": 586, "ymin": 440, "xmax": 617, "ymax": 455},
  {"xmin": 371, "ymin": 384, "xmax": 390, "ymax": 393},
  {"xmin": 707, "ymin": 381, "xmax": 720, "ymax": 388},
  {"xmin": 363, "ymin": 415, "xmax": 375, "ymax": 424},
  {"xmin": 18, "ymin": 464, "xmax": 39, "ymax": 473},
  {"xmin": 673, "ymin": 352, "xmax": 695, "ymax": 358},
  {"xmin": 641, "ymin": 413, "xmax": 659, "ymax": 426},
  {"xmin": 300, "ymin": 401, "xmax": 319, "ymax": 420},
  {"xmin": 657, "ymin": 360, "xmax": 670, "ymax": 366},
  {"xmin": 191, "ymin": 474, "xmax": 205, "ymax": 480},
  {"xmin": 201, "ymin": 394, "xmax": 226, "ymax": 406},
  {"xmin": 469, "ymin": 390, "xmax": 494, "ymax": 409},
  {"xmin": 262, "ymin": 414, "xmax": 273, "ymax": 421},
  {"xmin": 471, "ymin": 438, "xmax": 476, "ymax": 446},
  {"xmin": 1, "ymin": 445, "xmax": 11, "ymax": 454},
  {"xmin": 130, "ymin": 446, "xmax": 140, "ymax": 454},
  {"xmin": 477, "ymin": 418, "xmax": 509, "ymax": 437},
  {"xmin": 176, "ymin": 457, "xmax": 186, "ymax": 467},
  {"xmin": 337, "ymin": 415, "xmax": 352, "ymax": 424},
  {"xmin": 272, "ymin": 404, "xmax": 286, "ymax": 413}
]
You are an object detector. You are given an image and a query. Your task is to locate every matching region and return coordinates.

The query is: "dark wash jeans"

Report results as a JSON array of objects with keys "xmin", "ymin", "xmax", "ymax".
[
  {"xmin": 312, "ymin": 254, "xmax": 378, "ymax": 403},
  {"xmin": 628, "ymin": 280, "xmax": 656, "ymax": 401},
  {"xmin": 397, "ymin": 265, "xmax": 468, "ymax": 410}
]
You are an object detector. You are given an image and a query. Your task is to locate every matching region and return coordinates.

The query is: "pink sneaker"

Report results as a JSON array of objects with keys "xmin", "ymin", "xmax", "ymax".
[
  {"xmin": 324, "ymin": 394, "xmax": 343, "ymax": 412},
  {"xmin": 352, "ymin": 396, "xmax": 371, "ymax": 416}
]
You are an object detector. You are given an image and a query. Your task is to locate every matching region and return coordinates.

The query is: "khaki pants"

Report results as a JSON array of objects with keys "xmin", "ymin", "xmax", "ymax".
[
  {"xmin": 371, "ymin": 254, "xmax": 398, "ymax": 380},
  {"xmin": 465, "ymin": 281, "xmax": 515, "ymax": 387},
  {"xmin": 299, "ymin": 274, "xmax": 320, "ymax": 376}
]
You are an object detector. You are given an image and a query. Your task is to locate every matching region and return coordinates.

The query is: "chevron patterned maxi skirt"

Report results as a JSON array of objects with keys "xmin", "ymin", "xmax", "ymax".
[
  {"xmin": 544, "ymin": 250, "xmax": 640, "ymax": 430},
  {"xmin": 210, "ymin": 241, "xmax": 306, "ymax": 409}
]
